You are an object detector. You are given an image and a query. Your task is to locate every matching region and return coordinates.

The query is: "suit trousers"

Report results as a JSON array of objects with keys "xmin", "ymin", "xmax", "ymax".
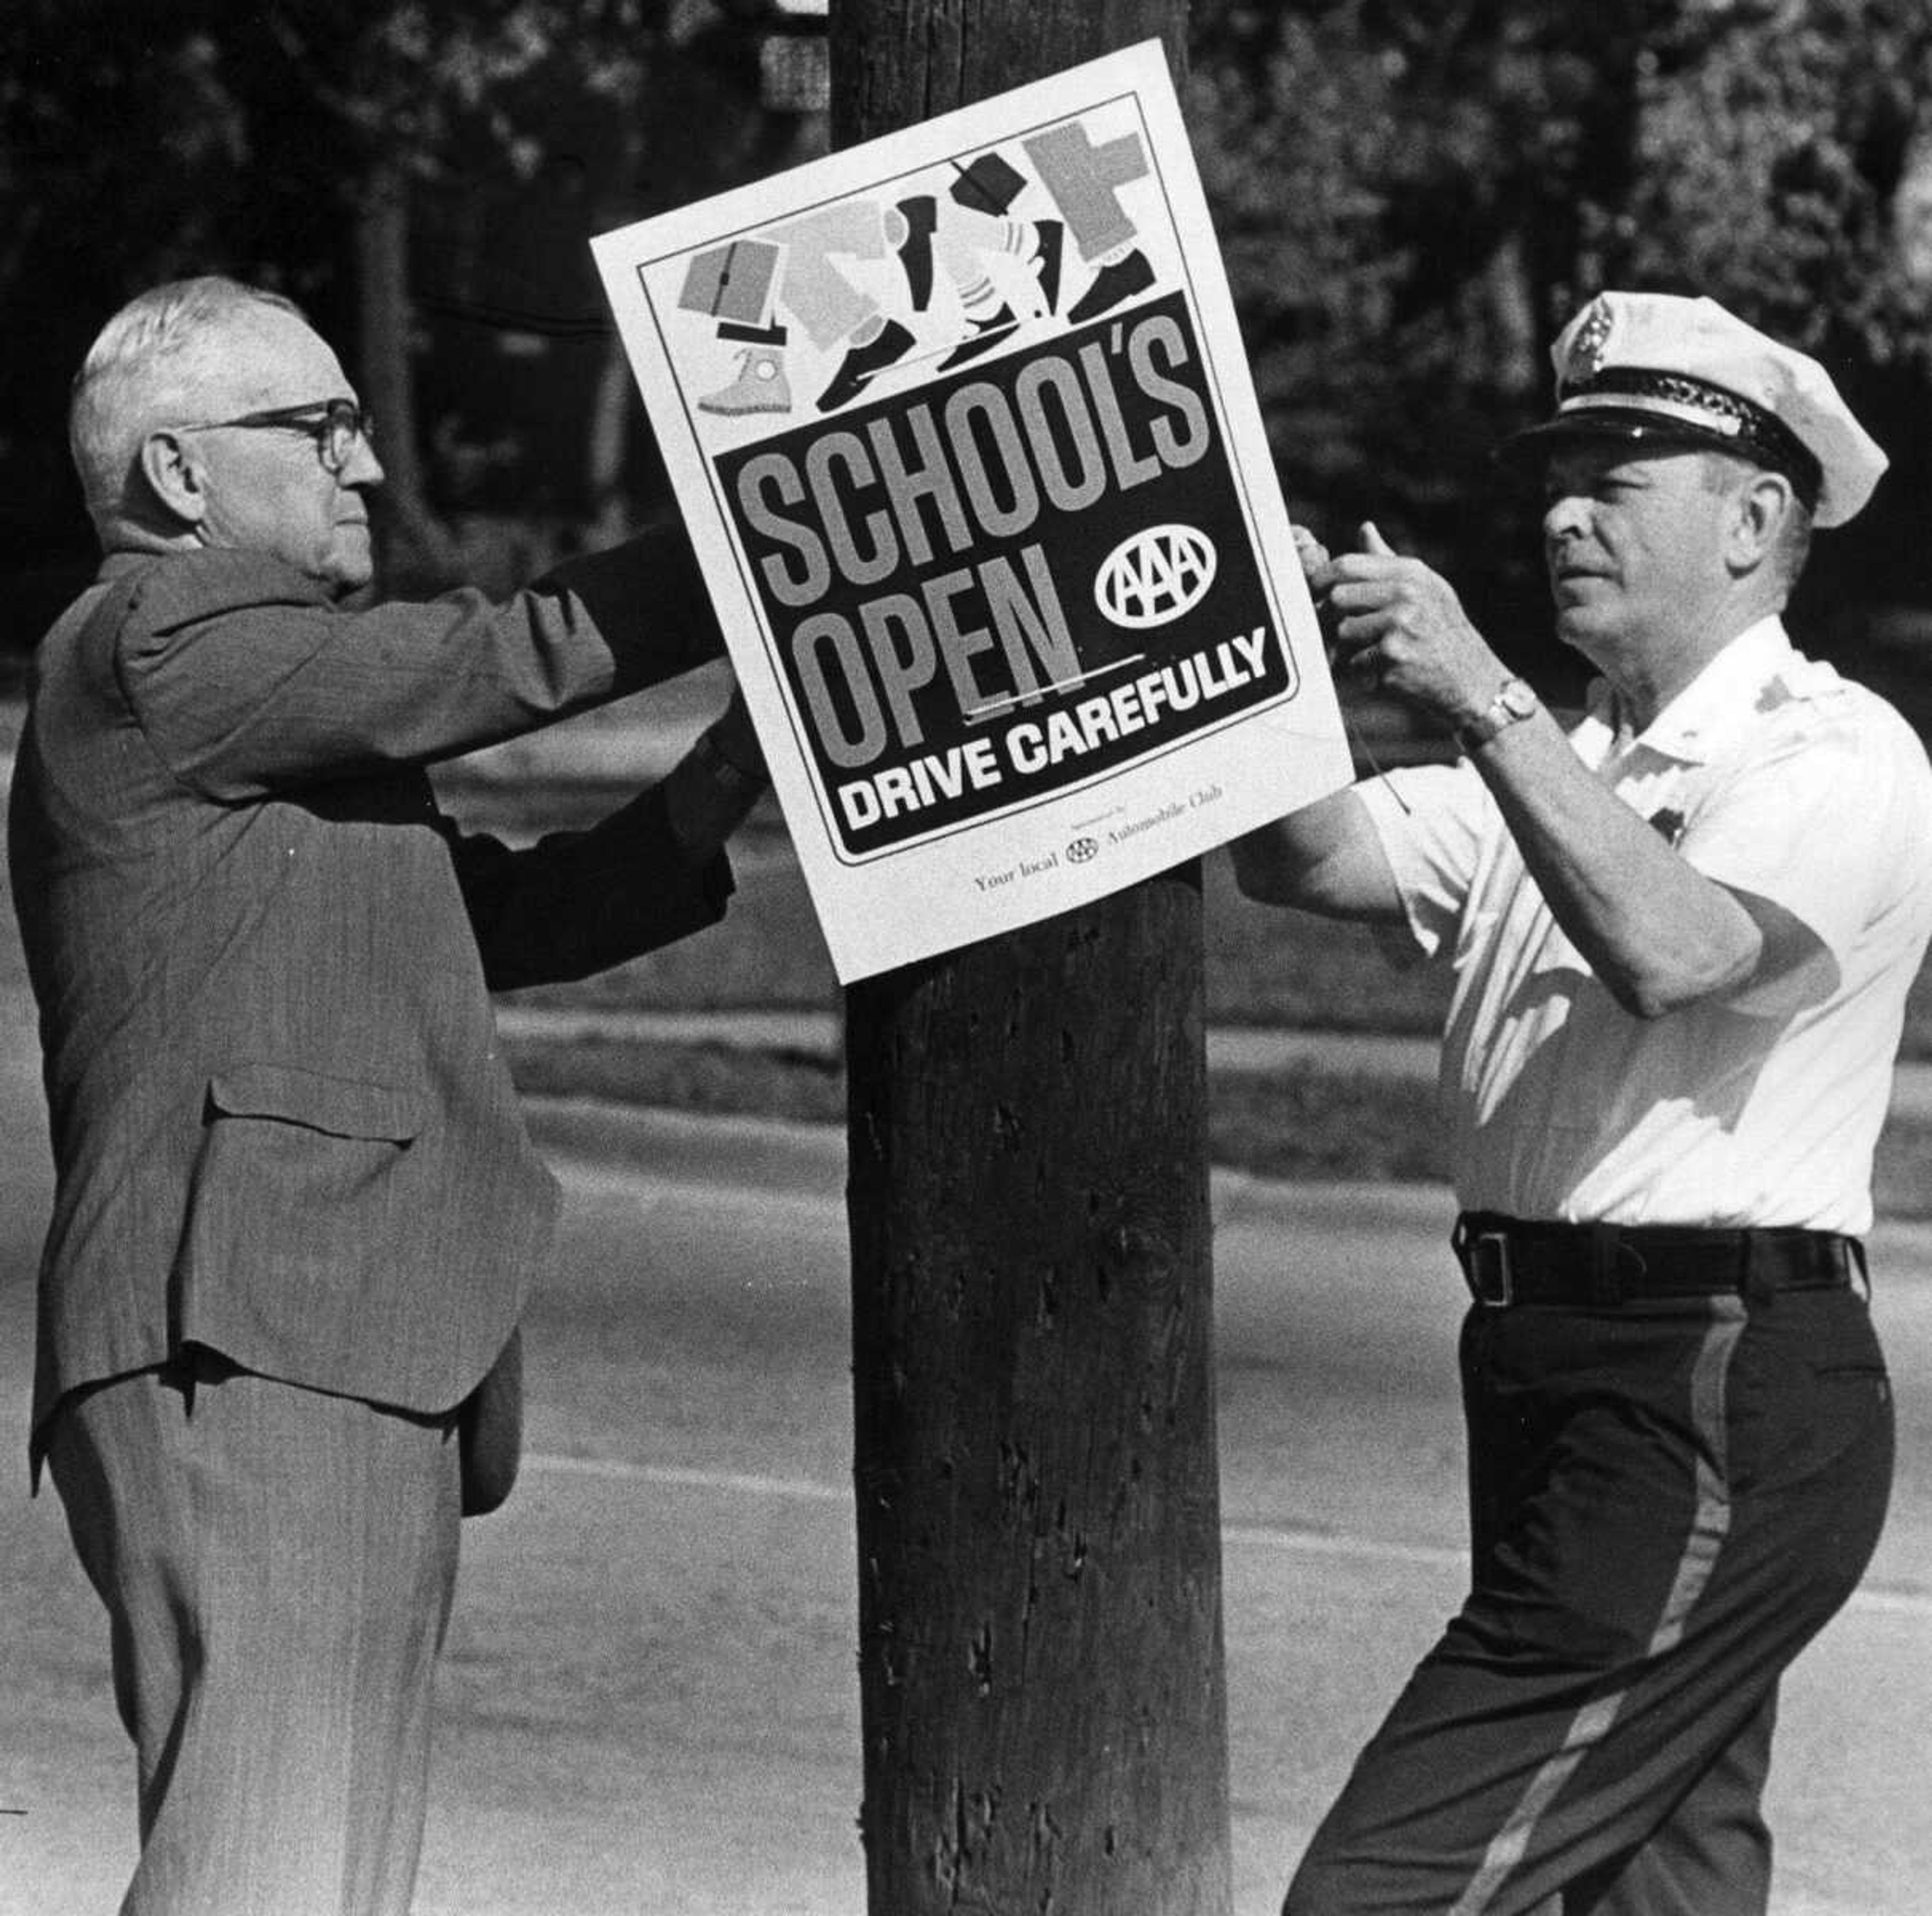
[
  {"xmin": 47, "ymin": 1352, "xmax": 464, "ymax": 1916},
  {"xmin": 1283, "ymin": 1280, "xmax": 1894, "ymax": 1916}
]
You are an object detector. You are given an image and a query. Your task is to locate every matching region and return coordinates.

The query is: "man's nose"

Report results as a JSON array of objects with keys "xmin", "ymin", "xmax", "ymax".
[
  {"xmin": 1542, "ymin": 492, "xmax": 1588, "ymax": 542},
  {"xmin": 341, "ymin": 433, "xmax": 385, "ymax": 488}
]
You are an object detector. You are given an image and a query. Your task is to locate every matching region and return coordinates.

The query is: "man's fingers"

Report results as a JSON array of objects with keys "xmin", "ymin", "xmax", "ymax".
[
  {"xmin": 1325, "ymin": 548, "xmax": 1410, "ymax": 590},
  {"xmin": 1326, "ymin": 576, "xmax": 1406, "ymax": 616},
  {"xmin": 1359, "ymin": 520, "xmax": 1397, "ymax": 557},
  {"xmin": 1330, "ymin": 607, "xmax": 1398, "ymax": 656},
  {"xmin": 1292, "ymin": 527, "xmax": 1337, "ymax": 599}
]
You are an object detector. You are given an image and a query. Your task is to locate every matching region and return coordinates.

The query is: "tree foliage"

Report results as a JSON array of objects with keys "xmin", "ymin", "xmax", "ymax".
[
  {"xmin": 6, "ymin": 0, "xmax": 1932, "ymax": 672},
  {"xmin": 1184, "ymin": 0, "xmax": 1932, "ymax": 684},
  {"xmin": 0, "ymin": 1, "xmax": 738, "ymax": 631}
]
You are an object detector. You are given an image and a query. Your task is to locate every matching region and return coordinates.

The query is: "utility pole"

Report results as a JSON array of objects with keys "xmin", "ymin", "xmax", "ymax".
[{"xmin": 835, "ymin": 7, "xmax": 1232, "ymax": 1914}]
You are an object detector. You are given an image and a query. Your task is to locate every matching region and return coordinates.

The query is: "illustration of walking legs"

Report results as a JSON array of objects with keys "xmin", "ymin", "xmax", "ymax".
[
  {"xmin": 677, "ymin": 115, "xmax": 1163, "ymax": 427},
  {"xmin": 1023, "ymin": 122, "xmax": 1157, "ymax": 322},
  {"xmin": 902, "ymin": 196, "xmax": 1064, "ymax": 369}
]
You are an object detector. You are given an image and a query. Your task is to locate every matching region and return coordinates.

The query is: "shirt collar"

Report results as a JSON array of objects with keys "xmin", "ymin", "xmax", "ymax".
[{"xmin": 1582, "ymin": 615, "xmax": 1797, "ymax": 767}]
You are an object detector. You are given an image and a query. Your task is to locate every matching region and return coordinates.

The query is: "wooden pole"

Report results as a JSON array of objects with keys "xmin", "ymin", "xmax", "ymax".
[{"xmin": 836, "ymin": 7, "xmax": 1232, "ymax": 1912}]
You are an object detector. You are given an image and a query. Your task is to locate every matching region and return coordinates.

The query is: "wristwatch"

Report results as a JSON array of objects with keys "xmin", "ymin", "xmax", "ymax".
[{"xmin": 1456, "ymin": 676, "xmax": 1540, "ymax": 752}]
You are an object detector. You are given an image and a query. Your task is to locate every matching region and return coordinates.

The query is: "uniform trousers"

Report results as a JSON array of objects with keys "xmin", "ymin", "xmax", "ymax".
[
  {"xmin": 46, "ymin": 1351, "xmax": 464, "ymax": 1916},
  {"xmin": 1284, "ymin": 1278, "xmax": 1894, "ymax": 1916}
]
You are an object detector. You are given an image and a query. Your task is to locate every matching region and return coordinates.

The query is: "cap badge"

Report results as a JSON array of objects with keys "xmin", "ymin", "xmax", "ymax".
[{"xmin": 1564, "ymin": 298, "xmax": 1615, "ymax": 389}]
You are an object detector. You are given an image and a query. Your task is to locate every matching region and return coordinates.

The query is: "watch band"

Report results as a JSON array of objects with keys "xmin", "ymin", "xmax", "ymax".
[
  {"xmin": 1457, "ymin": 676, "xmax": 1540, "ymax": 752},
  {"xmin": 690, "ymin": 725, "xmax": 768, "ymax": 797}
]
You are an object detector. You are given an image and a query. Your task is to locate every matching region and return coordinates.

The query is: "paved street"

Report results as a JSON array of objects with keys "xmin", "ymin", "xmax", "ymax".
[{"xmin": 1, "ymin": 1005, "xmax": 1928, "ymax": 1911}]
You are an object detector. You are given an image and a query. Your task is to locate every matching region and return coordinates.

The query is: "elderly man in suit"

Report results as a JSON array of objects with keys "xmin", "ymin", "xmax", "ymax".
[{"xmin": 7, "ymin": 275, "xmax": 769, "ymax": 1914}]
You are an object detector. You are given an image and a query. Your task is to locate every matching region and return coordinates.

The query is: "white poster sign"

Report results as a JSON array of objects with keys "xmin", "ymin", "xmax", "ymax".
[{"xmin": 593, "ymin": 39, "xmax": 1352, "ymax": 981}]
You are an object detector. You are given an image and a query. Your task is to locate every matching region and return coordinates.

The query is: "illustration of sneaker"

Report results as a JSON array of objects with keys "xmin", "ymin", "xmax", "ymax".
[
  {"xmin": 1068, "ymin": 248, "xmax": 1156, "ymax": 324},
  {"xmin": 817, "ymin": 319, "xmax": 917, "ymax": 412},
  {"xmin": 697, "ymin": 348, "xmax": 792, "ymax": 417},
  {"xmin": 895, "ymin": 196, "xmax": 938, "ymax": 311},
  {"xmin": 937, "ymin": 304, "xmax": 1020, "ymax": 370},
  {"xmin": 1030, "ymin": 220, "xmax": 1064, "ymax": 315}
]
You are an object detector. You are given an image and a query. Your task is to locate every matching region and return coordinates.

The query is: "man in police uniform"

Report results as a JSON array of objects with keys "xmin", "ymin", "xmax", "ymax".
[{"xmin": 1233, "ymin": 291, "xmax": 1932, "ymax": 1915}]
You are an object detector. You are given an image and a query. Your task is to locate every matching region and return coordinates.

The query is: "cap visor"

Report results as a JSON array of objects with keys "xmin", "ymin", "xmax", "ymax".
[{"xmin": 1494, "ymin": 409, "xmax": 1744, "ymax": 476}]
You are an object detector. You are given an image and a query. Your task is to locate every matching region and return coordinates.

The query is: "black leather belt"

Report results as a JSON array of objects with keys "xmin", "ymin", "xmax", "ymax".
[{"xmin": 1452, "ymin": 1211, "xmax": 1865, "ymax": 1308}]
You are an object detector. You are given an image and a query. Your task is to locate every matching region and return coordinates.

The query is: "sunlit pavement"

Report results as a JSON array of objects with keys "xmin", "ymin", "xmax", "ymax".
[{"xmin": 2, "ymin": 1078, "xmax": 1927, "ymax": 1912}]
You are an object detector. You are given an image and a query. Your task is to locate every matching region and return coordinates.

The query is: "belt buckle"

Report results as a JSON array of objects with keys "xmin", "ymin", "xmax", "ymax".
[{"xmin": 1456, "ymin": 1221, "xmax": 1514, "ymax": 1307}]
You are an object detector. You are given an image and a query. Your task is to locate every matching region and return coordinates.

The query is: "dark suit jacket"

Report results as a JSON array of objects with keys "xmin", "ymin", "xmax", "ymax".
[{"xmin": 9, "ymin": 530, "xmax": 731, "ymax": 1462}]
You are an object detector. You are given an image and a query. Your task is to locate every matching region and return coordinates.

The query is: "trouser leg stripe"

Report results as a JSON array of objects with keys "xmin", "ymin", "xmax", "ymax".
[{"xmin": 1447, "ymin": 1300, "xmax": 1747, "ymax": 1915}]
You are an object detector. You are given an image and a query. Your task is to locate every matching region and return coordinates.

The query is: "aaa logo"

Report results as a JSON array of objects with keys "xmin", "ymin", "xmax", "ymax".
[{"xmin": 1094, "ymin": 524, "xmax": 1217, "ymax": 630}]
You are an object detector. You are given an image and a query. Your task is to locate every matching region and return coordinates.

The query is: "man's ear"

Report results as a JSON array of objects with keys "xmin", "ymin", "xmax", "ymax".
[
  {"xmin": 1727, "ymin": 470, "xmax": 1793, "ymax": 574},
  {"xmin": 137, "ymin": 429, "xmax": 210, "ymax": 526}
]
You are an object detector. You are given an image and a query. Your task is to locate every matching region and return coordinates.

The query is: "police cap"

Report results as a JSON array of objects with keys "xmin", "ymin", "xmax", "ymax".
[{"xmin": 1500, "ymin": 290, "xmax": 1886, "ymax": 527}]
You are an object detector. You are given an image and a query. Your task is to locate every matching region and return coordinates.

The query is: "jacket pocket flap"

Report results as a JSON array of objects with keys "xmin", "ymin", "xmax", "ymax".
[{"xmin": 207, "ymin": 1063, "xmax": 425, "ymax": 1142}]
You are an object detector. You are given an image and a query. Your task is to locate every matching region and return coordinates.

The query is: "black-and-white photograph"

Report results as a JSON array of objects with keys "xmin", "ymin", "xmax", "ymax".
[{"xmin": 1, "ymin": 5, "xmax": 1927, "ymax": 1913}]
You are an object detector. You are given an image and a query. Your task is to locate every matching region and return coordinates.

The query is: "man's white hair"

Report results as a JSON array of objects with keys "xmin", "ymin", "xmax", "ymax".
[{"xmin": 68, "ymin": 276, "xmax": 303, "ymax": 529}]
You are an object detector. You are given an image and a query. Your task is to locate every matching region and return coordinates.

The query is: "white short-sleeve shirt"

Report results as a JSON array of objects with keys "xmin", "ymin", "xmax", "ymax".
[{"xmin": 1359, "ymin": 618, "xmax": 1932, "ymax": 1233}]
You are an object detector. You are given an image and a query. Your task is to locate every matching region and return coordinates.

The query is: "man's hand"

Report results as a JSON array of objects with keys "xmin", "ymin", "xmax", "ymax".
[
  {"xmin": 664, "ymin": 671, "xmax": 767, "ymax": 864},
  {"xmin": 1317, "ymin": 523, "xmax": 1511, "ymax": 735}
]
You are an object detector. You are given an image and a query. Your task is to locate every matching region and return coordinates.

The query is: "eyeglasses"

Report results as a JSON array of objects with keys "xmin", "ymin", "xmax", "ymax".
[{"xmin": 179, "ymin": 398, "xmax": 375, "ymax": 475}]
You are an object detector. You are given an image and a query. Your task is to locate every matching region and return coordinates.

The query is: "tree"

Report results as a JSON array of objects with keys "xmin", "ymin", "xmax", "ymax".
[
  {"xmin": 836, "ymin": 6, "xmax": 1232, "ymax": 1913},
  {"xmin": 10, "ymin": 2, "xmax": 1932, "ymax": 662},
  {"xmin": 0, "ymin": 2, "xmax": 276, "ymax": 642},
  {"xmin": 1619, "ymin": 0, "xmax": 1932, "ymax": 647},
  {"xmin": 1182, "ymin": 0, "xmax": 1932, "ymax": 694},
  {"xmin": 0, "ymin": 0, "xmax": 690, "ymax": 621}
]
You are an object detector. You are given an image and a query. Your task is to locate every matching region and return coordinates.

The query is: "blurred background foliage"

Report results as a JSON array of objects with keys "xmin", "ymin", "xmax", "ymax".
[{"xmin": 6, "ymin": 0, "xmax": 1932, "ymax": 725}]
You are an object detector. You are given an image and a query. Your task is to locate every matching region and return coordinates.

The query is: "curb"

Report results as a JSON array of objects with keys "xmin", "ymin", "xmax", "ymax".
[
  {"xmin": 495, "ymin": 1003, "xmax": 1932, "ymax": 1116},
  {"xmin": 521, "ymin": 1098, "xmax": 1932, "ymax": 1259},
  {"xmin": 529, "ymin": 1098, "xmax": 847, "ymax": 1203},
  {"xmin": 494, "ymin": 1005, "xmax": 1443, "ymax": 1082},
  {"xmin": 523, "ymin": 1095, "xmax": 1461, "ymax": 1235}
]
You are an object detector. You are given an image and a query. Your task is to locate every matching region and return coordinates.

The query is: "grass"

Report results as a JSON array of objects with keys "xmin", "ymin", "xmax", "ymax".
[
  {"xmin": 508, "ymin": 1034, "xmax": 847, "ymax": 1127},
  {"xmin": 471, "ymin": 791, "xmax": 1932, "ymax": 1215},
  {"xmin": 494, "ymin": 805, "xmax": 1456, "ymax": 1034},
  {"xmin": 489, "ymin": 802, "xmax": 1464, "ymax": 1187},
  {"xmin": 500, "ymin": 1034, "xmax": 1450, "ymax": 1176},
  {"xmin": 6, "ymin": 694, "xmax": 1926, "ymax": 1202},
  {"xmin": 503, "ymin": 1027, "xmax": 1932, "ymax": 1219},
  {"xmin": 492, "ymin": 799, "xmax": 1932, "ymax": 1056},
  {"xmin": 499, "ymin": 1025, "xmax": 1932, "ymax": 1219}
]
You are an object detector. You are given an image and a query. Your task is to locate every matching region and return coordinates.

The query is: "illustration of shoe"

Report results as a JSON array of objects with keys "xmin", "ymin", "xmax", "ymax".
[
  {"xmin": 698, "ymin": 347, "xmax": 792, "ymax": 417},
  {"xmin": 1030, "ymin": 220, "xmax": 1064, "ymax": 315},
  {"xmin": 817, "ymin": 319, "xmax": 917, "ymax": 412},
  {"xmin": 937, "ymin": 304, "xmax": 1021, "ymax": 370},
  {"xmin": 895, "ymin": 196, "xmax": 938, "ymax": 311},
  {"xmin": 1068, "ymin": 248, "xmax": 1156, "ymax": 324}
]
